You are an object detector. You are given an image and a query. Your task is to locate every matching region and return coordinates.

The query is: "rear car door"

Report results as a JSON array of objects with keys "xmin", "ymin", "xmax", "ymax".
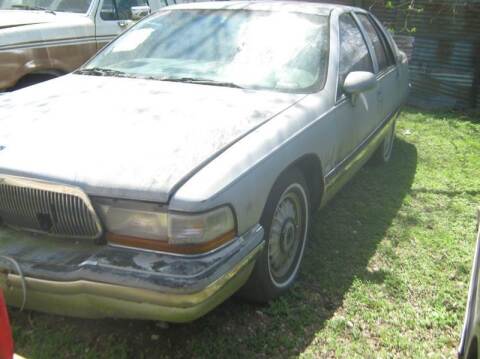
[
  {"xmin": 355, "ymin": 12, "xmax": 399, "ymax": 121},
  {"xmin": 95, "ymin": 0, "xmax": 150, "ymax": 49},
  {"xmin": 333, "ymin": 12, "xmax": 378, "ymax": 164}
]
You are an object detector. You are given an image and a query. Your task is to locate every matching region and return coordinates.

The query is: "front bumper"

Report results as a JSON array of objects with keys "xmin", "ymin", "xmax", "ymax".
[{"xmin": 0, "ymin": 225, "xmax": 264, "ymax": 322}]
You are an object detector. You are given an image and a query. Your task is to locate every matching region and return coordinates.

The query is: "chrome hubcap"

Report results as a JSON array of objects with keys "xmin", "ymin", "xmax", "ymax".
[{"xmin": 268, "ymin": 187, "xmax": 305, "ymax": 285}]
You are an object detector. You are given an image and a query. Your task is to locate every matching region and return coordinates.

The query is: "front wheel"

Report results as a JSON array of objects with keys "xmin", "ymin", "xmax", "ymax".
[{"xmin": 239, "ymin": 168, "xmax": 310, "ymax": 303}]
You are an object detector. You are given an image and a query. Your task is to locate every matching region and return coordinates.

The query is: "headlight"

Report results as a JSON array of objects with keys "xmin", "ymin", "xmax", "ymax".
[{"xmin": 94, "ymin": 198, "xmax": 236, "ymax": 254}]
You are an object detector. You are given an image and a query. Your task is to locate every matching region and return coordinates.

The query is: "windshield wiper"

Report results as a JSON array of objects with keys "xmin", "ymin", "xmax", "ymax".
[
  {"xmin": 74, "ymin": 71, "xmax": 244, "ymax": 88},
  {"xmin": 158, "ymin": 77, "xmax": 244, "ymax": 89},
  {"xmin": 11, "ymin": 4, "xmax": 55, "ymax": 14},
  {"xmin": 75, "ymin": 67, "xmax": 131, "ymax": 78}
]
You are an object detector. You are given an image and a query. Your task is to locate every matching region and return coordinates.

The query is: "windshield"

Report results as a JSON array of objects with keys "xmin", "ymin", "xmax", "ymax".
[
  {"xmin": 0, "ymin": 0, "xmax": 93, "ymax": 13},
  {"xmin": 82, "ymin": 9, "xmax": 330, "ymax": 93}
]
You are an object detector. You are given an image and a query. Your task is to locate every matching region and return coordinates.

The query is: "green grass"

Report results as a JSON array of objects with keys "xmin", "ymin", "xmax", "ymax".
[{"xmin": 9, "ymin": 109, "xmax": 480, "ymax": 358}]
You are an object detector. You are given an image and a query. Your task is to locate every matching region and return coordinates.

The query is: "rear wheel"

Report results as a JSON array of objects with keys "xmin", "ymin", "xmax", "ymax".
[
  {"xmin": 372, "ymin": 120, "xmax": 396, "ymax": 164},
  {"xmin": 240, "ymin": 168, "xmax": 310, "ymax": 302}
]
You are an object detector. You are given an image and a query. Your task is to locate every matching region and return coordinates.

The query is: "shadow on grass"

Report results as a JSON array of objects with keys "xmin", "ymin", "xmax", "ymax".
[{"xmin": 11, "ymin": 138, "xmax": 417, "ymax": 358}]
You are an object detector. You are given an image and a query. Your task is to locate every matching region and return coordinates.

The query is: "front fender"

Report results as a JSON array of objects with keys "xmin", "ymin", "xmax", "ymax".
[{"xmin": 169, "ymin": 93, "xmax": 337, "ymax": 234}]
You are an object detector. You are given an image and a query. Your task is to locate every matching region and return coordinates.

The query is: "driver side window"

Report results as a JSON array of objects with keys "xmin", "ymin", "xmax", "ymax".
[
  {"xmin": 100, "ymin": 0, "xmax": 148, "ymax": 21},
  {"xmin": 338, "ymin": 14, "xmax": 373, "ymax": 99}
]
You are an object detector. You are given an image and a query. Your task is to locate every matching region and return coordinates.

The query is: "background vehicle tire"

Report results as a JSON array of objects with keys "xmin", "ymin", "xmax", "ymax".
[
  {"xmin": 371, "ymin": 119, "xmax": 396, "ymax": 165},
  {"xmin": 239, "ymin": 167, "xmax": 310, "ymax": 303},
  {"xmin": 12, "ymin": 74, "xmax": 59, "ymax": 91}
]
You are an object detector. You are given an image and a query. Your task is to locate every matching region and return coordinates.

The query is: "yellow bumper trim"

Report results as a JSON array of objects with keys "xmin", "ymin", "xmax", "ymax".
[{"xmin": 1, "ymin": 244, "xmax": 262, "ymax": 322}]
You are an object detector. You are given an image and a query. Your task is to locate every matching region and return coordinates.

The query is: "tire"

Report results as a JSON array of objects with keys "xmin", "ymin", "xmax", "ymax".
[
  {"xmin": 239, "ymin": 167, "xmax": 310, "ymax": 303},
  {"xmin": 12, "ymin": 74, "xmax": 58, "ymax": 91},
  {"xmin": 371, "ymin": 119, "xmax": 396, "ymax": 165}
]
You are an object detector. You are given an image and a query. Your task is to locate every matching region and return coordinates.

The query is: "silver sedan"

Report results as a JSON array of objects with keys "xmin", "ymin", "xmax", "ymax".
[{"xmin": 0, "ymin": 1, "xmax": 409, "ymax": 322}]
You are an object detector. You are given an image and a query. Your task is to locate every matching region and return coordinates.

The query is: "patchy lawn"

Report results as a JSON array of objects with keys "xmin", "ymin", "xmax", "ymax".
[{"xmin": 10, "ymin": 109, "xmax": 480, "ymax": 358}]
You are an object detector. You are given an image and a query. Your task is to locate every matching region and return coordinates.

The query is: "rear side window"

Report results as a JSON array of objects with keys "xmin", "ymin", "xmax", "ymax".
[
  {"xmin": 338, "ymin": 14, "xmax": 373, "ymax": 97},
  {"xmin": 100, "ymin": 0, "xmax": 148, "ymax": 20},
  {"xmin": 357, "ymin": 13, "xmax": 395, "ymax": 72}
]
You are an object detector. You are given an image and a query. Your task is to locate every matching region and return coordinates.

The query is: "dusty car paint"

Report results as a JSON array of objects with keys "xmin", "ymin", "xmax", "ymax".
[
  {"xmin": 0, "ymin": 1, "xmax": 409, "ymax": 321},
  {"xmin": 0, "ymin": 75, "xmax": 303, "ymax": 204}
]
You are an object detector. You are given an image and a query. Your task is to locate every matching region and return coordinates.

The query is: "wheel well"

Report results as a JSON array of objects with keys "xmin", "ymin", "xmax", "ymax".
[
  {"xmin": 13, "ymin": 70, "xmax": 65, "ymax": 90},
  {"xmin": 290, "ymin": 154, "xmax": 324, "ymax": 211},
  {"xmin": 467, "ymin": 336, "xmax": 478, "ymax": 359}
]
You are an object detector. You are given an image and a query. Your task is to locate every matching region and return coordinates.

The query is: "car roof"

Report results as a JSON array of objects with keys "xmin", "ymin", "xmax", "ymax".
[{"xmin": 164, "ymin": 1, "xmax": 366, "ymax": 16}]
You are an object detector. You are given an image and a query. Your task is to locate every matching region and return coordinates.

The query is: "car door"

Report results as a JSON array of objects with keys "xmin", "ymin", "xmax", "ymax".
[
  {"xmin": 459, "ymin": 209, "xmax": 480, "ymax": 359},
  {"xmin": 355, "ymin": 12, "xmax": 399, "ymax": 122},
  {"xmin": 95, "ymin": 0, "xmax": 149, "ymax": 50},
  {"xmin": 333, "ymin": 13, "xmax": 378, "ymax": 165}
]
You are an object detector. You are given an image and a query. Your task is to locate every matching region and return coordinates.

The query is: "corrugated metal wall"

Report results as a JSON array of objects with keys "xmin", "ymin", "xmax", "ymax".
[
  {"xmin": 362, "ymin": 0, "xmax": 480, "ymax": 110},
  {"xmin": 313, "ymin": 0, "xmax": 480, "ymax": 109}
]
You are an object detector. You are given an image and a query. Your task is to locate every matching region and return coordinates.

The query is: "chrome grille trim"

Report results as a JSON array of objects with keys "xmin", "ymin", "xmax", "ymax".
[{"xmin": 0, "ymin": 175, "xmax": 102, "ymax": 239}]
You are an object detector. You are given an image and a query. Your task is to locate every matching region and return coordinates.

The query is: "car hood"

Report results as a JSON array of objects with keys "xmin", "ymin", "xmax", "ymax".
[
  {"xmin": 0, "ymin": 75, "xmax": 303, "ymax": 203},
  {"xmin": 0, "ymin": 10, "xmax": 60, "ymax": 29}
]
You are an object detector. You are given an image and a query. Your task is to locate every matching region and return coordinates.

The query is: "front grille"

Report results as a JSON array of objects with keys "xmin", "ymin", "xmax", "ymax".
[{"xmin": 0, "ymin": 176, "xmax": 102, "ymax": 239}]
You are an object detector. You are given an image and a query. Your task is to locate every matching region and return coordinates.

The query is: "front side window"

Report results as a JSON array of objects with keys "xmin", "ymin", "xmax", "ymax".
[
  {"xmin": 0, "ymin": 0, "xmax": 93, "ymax": 13},
  {"xmin": 82, "ymin": 9, "xmax": 330, "ymax": 93},
  {"xmin": 100, "ymin": 0, "xmax": 148, "ymax": 21},
  {"xmin": 338, "ymin": 13, "xmax": 373, "ymax": 96},
  {"xmin": 357, "ymin": 13, "xmax": 394, "ymax": 72}
]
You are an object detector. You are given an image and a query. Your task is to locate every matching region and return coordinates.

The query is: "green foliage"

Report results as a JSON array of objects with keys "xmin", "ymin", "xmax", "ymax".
[
  {"xmin": 380, "ymin": 0, "xmax": 424, "ymax": 33},
  {"xmin": 374, "ymin": 0, "xmax": 468, "ymax": 34}
]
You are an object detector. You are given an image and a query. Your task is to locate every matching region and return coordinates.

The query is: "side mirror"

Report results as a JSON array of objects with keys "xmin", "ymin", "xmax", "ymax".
[
  {"xmin": 131, "ymin": 5, "xmax": 151, "ymax": 20},
  {"xmin": 343, "ymin": 71, "xmax": 377, "ymax": 96}
]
